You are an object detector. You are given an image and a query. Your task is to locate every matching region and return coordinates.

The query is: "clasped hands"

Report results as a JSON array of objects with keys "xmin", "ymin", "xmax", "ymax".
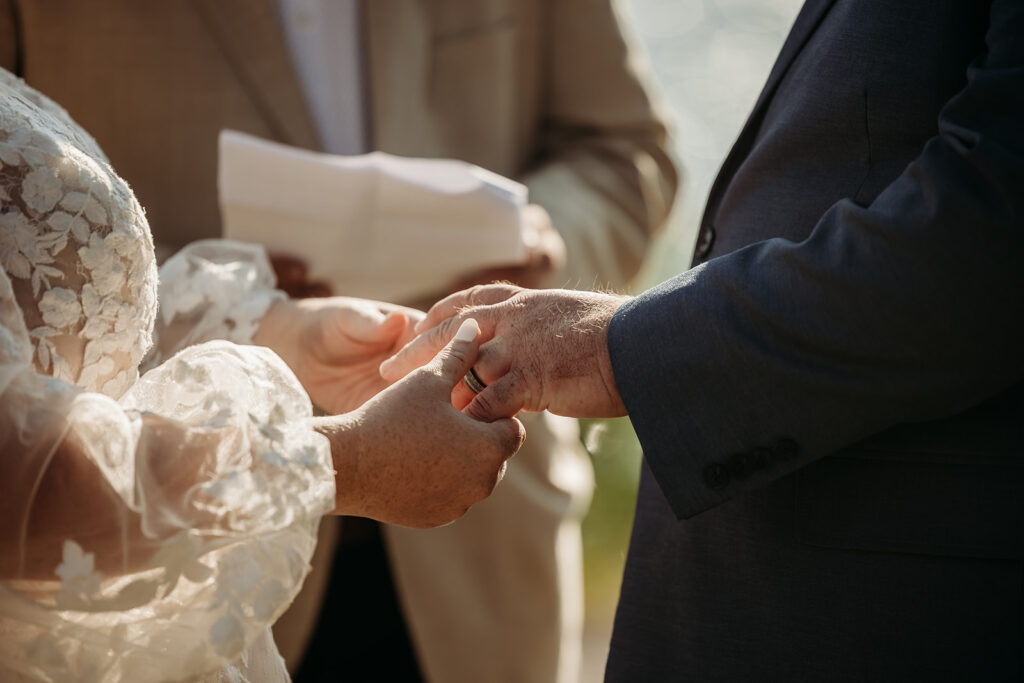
[
  {"xmin": 253, "ymin": 296, "xmax": 522, "ymax": 528},
  {"xmin": 381, "ymin": 284, "xmax": 630, "ymax": 419},
  {"xmin": 254, "ymin": 283, "xmax": 627, "ymax": 530}
]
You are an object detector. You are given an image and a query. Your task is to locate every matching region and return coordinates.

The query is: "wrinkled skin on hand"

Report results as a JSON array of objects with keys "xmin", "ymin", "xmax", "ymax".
[
  {"xmin": 318, "ymin": 319, "xmax": 526, "ymax": 528},
  {"xmin": 254, "ymin": 296, "xmax": 425, "ymax": 414},
  {"xmin": 380, "ymin": 284, "xmax": 630, "ymax": 421}
]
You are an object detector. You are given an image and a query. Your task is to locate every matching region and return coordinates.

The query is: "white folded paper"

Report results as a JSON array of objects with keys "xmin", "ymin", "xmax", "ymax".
[{"xmin": 217, "ymin": 130, "xmax": 530, "ymax": 303}]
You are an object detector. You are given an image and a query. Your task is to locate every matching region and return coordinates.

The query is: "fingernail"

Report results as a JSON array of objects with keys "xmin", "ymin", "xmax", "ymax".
[{"xmin": 454, "ymin": 318, "xmax": 480, "ymax": 343}]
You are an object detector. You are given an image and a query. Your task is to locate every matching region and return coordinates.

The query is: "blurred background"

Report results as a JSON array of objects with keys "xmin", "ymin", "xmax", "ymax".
[{"xmin": 579, "ymin": 1, "xmax": 804, "ymax": 679}]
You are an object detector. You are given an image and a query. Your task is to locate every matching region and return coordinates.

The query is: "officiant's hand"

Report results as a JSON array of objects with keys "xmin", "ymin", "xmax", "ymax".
[
  {"xmin": 268, "ymin": 253, "xmax": 334, "ymax": 298},
  {"xmin": 453, "ymin": 205, "xmax": 566, "ymax": 291},
  {"xmin": 255, "ymin": 297, "xmax": 425, "ymax": 414},
  {"xmin": 381, "ymin": 284, "xmax": 630, "ymax": 420},
  {"xmin": 316, "ymin": 319, "xmax": 525, "ymax": 527}
]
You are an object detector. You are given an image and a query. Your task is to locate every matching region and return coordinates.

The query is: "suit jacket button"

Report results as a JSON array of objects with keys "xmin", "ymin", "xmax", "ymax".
[
  {"xmin": 773, "ymin": 438, "xmax": 799, "ymax": 461},
  {"xmin": 703, "ymin": 463, "xmax": 731, "ymax": 489},
  {"xmin": 726, "ymin": 454, "xmax": 749, "ymax": 479},
  {"xmin": 695, "ymin": 224, "xmax": 716, "ymax": 258}
]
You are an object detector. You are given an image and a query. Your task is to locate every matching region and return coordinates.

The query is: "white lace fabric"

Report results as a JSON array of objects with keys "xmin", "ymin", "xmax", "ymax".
[{"xmin": 0, "ymin": 71, "xmax": 334, "ymax": 681}]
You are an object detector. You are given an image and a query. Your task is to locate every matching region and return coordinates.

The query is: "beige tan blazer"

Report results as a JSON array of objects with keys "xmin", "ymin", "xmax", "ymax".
[{"xmin": 1, "ymin": 0, "xmax": 677, "ymax": 292}]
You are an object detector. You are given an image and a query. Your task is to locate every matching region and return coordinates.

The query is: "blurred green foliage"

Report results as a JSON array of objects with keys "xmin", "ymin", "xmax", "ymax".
[{"xmin": 579, "ymin": 417, "xmax": 643, "ymax": 621}]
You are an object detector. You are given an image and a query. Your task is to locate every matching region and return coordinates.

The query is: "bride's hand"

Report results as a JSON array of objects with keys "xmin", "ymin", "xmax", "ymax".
[
  {"xmin": 254, "ymin": 297, "xmax": 425, "ymax": 414},
  {"xmin": 315, "ymin": 319, "xmax": 525, "ymax": 528}
]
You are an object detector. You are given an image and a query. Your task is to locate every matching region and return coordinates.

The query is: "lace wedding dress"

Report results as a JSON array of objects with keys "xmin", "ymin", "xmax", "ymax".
[{"xmin": 0, "ymin": 71, "xmax": 335, "ymax": 681}]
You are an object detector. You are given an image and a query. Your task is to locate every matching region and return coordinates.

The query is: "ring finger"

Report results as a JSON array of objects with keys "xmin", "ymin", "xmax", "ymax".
[{"xmin": 451, "ymin": 338, "xmax": 510, "ymax": 412}]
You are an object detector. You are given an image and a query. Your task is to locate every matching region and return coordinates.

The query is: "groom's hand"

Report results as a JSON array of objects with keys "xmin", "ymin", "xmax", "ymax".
[
  {"xmin": 318, "ymin": 319, "xmax": 526, "ymax": 528},
  {"xmin": 255, "ymin": 297, "xmax": 425, "ymax": 414},
  {"xmin": 380, "ymin": 285, "xmax": 630, "ymax": 420}
]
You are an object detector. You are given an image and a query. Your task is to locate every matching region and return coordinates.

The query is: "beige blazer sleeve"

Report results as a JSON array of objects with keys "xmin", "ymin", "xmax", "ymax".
[{"xmin": 523, "ymin": 0, "xmax": 679, "ymax": 291}]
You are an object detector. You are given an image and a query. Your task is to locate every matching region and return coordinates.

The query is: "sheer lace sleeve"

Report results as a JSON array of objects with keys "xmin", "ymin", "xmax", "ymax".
[
  {"xmin": 0, "ymin": 70, "xmax": 334, "ymax": 681},
  {"xmin": 146, "ymin": 239, "xmax": 286, "ymax": 369}
]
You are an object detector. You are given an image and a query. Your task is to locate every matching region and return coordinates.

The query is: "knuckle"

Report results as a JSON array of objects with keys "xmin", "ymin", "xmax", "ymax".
[
  {"xmin": 436, "ymin": 350, "xmax": 470, "ymax": 379},
  {"xmin": 495, "ymin": 429, "xmax": 518, "ymax": 458},
  {"xmin": 443, "ymin": 351, "xmax": 470, "ymax": 377},
  {"xmin": 446, "ymin": 337, "xmax": 471, "ymax": 361},
  {"xmin": 469, "ymin": 392, "xmax": 496, "ymax": 419},
  {"xmin": 486, "ymin": 377, "xmax": 518, "ymax": 413},
  {"xmin": 467, "ymin": 284, "xmax": 489, "ymax": 306},
  {"xmin": 507, "ymin": 422, "xmax": 526, "ymax": 453}
]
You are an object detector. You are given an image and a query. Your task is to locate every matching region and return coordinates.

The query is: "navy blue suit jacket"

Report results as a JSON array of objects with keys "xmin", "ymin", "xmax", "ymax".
[{"xmin": 606, "ymin": 1, "xmax": 1023, "ymax": 679}]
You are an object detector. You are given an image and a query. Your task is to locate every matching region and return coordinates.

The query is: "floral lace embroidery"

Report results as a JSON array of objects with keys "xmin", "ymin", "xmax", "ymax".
[
  {"xmin": 0, "ymin": 68, "xmax": 157, "ymax": 396},
  {"xmin": 145, "ymin": 239, "xmax": 285, "ymax": 371},
  {"xmin": 0, "ymin": 70, "xmax": 333, "ymax": 682}
]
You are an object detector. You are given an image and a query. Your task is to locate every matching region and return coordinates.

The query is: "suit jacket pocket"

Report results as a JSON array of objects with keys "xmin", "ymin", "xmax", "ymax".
[{"xmin": 795, "ymin": 445, "xmax": 1024, "ymax": 561}]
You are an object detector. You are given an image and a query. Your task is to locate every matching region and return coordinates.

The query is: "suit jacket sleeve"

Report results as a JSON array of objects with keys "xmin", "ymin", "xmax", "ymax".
[
  {"xmin": 607, "ymin": 0, "xmax": 1024, "ymax": 519},
  {"xmin": 522, "ymin": 0, "xmax": 678, "ymax": 291}
]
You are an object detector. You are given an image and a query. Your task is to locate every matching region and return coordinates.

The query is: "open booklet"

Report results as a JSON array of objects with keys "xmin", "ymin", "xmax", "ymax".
[{"xmin": 217, "ymin": 130, "xmax": 531, "ymax": 303}]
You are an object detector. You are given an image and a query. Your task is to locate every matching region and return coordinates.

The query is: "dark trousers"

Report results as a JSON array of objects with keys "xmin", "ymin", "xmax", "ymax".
[{"xmin": 296, "ymin": 518, "xmax": 424, "ymax": 683}]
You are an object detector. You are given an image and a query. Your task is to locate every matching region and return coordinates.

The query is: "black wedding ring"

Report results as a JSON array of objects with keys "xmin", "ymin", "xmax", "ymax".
[{"xmin": 464, "ymin": 367, "xmax": 487, "ymax": 394}]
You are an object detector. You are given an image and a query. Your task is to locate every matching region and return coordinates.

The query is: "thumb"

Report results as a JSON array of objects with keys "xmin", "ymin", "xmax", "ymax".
[
  {"xmin": 424, "ymin": 318, "xmax": 481, "ymax": 388},
  {"xmin": 332, "ymin": 307, "xmax": 405, "ymax": 345}
]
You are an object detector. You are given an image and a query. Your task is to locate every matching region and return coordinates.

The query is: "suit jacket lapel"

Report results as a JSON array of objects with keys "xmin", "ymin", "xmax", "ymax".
[
  {"xmin": 748, "ymin": 0, "xmax": 839, "ymax": 118},
  {"xmin": 190, "ymin": 0, "xmax": 321, "ymax": 150},
  {"xmin": 696, "ymin": 0, "xmax": 838, "ymax": 251}
]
